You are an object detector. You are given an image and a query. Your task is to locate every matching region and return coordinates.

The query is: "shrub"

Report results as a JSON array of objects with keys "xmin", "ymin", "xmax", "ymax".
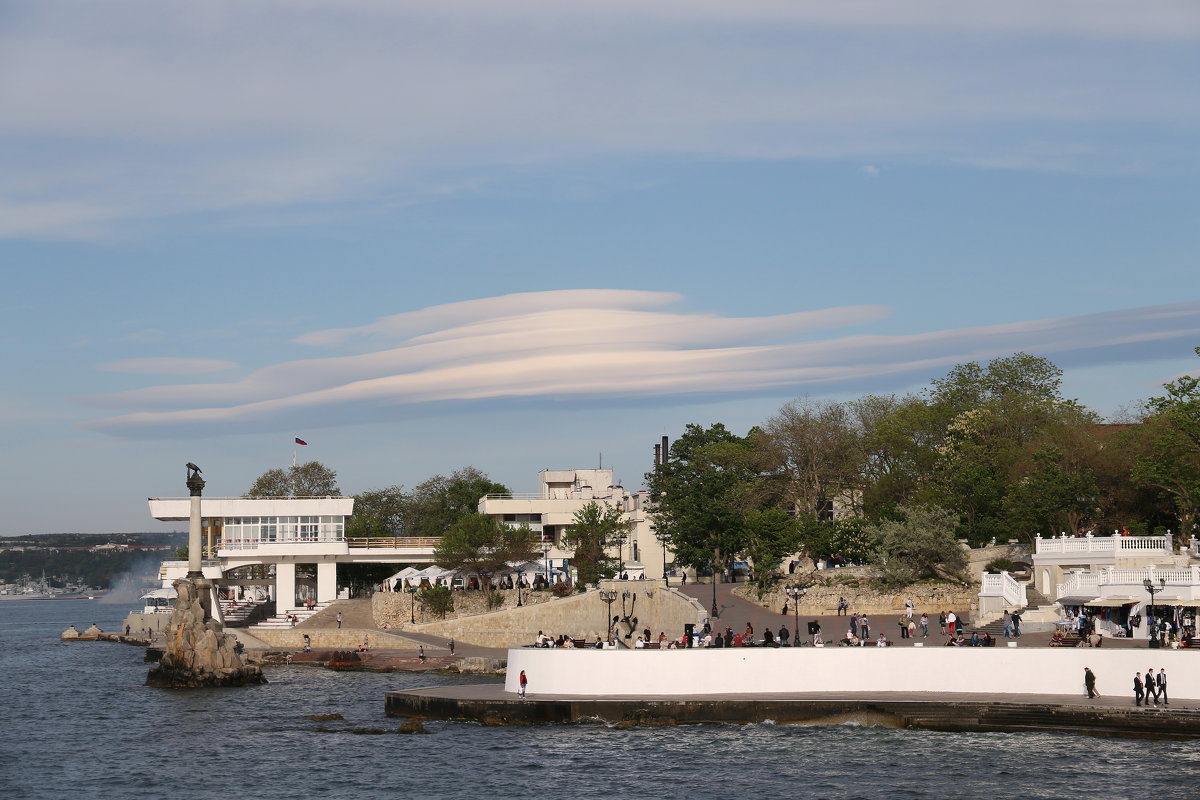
[
  {"xmin": 417, "ymin": 585, "xmax": 454, "ymax": 619},
  {"xmin": 551, "ymin": 582, "xmax": 574, "ymax": 598},
  {"xmin": 485, "ymin": 590, "xmax": 505, "ymax": 610},
  {"xmin": 984, "ymin": 557, "xmax": 1016, "ymax": 574}
]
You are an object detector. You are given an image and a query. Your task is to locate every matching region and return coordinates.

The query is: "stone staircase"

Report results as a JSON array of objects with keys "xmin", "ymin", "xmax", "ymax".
[
  {"xmin": 251, "ymin": 602, "xmax": 334, "ymax": 630},
  {"xmin": 976, "ymin": 584, "xmax": 1055, "ymax": 635}
]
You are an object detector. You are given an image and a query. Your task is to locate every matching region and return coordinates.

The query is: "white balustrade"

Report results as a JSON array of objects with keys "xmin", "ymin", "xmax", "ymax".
[{"xmin": 979, "ymin": 571, "xmax": 1026, "ymax": 607}]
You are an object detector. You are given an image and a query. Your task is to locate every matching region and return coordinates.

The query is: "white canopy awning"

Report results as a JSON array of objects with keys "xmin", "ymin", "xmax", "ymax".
[{"xmin": 141, "ymin": 587, "xmax": 177, "ymax": 600}]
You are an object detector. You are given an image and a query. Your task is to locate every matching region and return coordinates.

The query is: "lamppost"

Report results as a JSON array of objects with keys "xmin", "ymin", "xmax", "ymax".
[
  {"xmin": 516, "ymin": 569, "xmax": 525, "ymax": 607},
  {"xmin": 542, "ymin": 540, "xmax": 552, "ymax": 587},
  {"xmin": 652, "ymin": 525, "xmax": 670, "ymax": 585},
  {"xmin": 785, "ymin": 583, "xmax": 806, "ymax": 645},
  {"xmin": 599, "ymin": 589, "xmax": 618, "ymax": 644},
  {"xmin": 1143, "ymin": 576, "xmax": 1166, "ymax": 648},
  {"xmin": 709, "ymin": 560, "xmax": 719, "ymax": 619},
  {"xmin": 407, "ymin": 584, "xmax": 417, "ymax": 624}
]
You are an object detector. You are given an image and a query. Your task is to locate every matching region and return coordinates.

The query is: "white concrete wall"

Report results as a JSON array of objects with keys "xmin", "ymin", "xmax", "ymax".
[{"xmin": 504, "ymin": 646, "xmax": 1200, "ymax": 700}]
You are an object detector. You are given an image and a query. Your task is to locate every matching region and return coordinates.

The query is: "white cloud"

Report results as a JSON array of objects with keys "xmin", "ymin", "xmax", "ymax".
[
  {"xmin": 81, "ymin": 290, "xmax": 1200, "ymax": 437},
  {"xmin": 96, "ymin": 358, "xmax": 239, "ymax": 375},
  {"xmin": 1, "ymin": 0, "xmax": 1196, "ymax": 237},
  {"xmin": 860, "ymin": 165, "xmax": 880, "ymax": 177}
]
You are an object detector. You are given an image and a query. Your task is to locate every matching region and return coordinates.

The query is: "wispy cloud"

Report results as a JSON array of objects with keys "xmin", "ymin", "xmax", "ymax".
[
  {"xmin": 96, "ymin": 358, "xmax": 239, "ymax": 375},
  {"xmin": 2, "ymin": 0, "xmax": 1195, "ymax": 238},
  {"xmin": 81, "ymin": 290, "xmax": 1200, "ymax": 438}
]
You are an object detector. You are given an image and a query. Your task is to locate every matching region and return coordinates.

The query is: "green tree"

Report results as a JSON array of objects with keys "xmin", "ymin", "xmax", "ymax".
[
  {"xmin": 345, "ymin": 485, "xmax": 407, "ymax": 538},
  {"xmin": 417, "ymin": 585, "xmax": 454, "ymax": 619},
  {"xmin": 1004, "ymin": 446, "xmax": 1100, "ymax": 541},
  {"xmin": 868, "ymin": 505, "xmax": 966, "ymax": 588},
  {"xmin": 761, "ymin": 398, "xmax": 865, "ymax": 519},
  {"xmin": 644, "ymin": 423, "xmax": 765, "ymax": 576},
  {"xmin": 563, "ymin": 501, "xmax": 628, "ymax": 585},
  {"xmin": 246, "ymin": 462, "xmax": 340, "ymax": 497},
  {"xmin": 432, "ymin": 513, "xmax": 539, "ymax": 591},
  {"xmin": 405, "ymin": 467, "xmax": 510, "ymax": 538},
  {"xmin": 1132, "ymin": 349, "xmax": 1200, "ymax": 544},
  {"xmin": 741, "ymin": 508, "xmax": 799, "ymax": 596}
]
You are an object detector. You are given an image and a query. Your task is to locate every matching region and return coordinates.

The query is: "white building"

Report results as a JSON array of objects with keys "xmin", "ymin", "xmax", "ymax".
[
  {"xmin": 1028, "ymin": 531, "xmax": 1200, "ymax": 641},
  {"xmin": 477, "ymin": 468, "xmax": 671, "ymax": 581}
]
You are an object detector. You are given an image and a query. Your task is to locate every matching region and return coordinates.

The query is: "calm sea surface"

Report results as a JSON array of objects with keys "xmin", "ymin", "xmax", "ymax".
[{"xmin": 3, "ymin": 599, "xmax": 1200, "ymax": 800}]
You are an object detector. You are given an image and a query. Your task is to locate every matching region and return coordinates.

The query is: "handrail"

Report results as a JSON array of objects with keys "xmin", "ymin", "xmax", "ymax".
[{"xmin": 346, "ymin": 537, "xmax": 442, "ymax": 549}]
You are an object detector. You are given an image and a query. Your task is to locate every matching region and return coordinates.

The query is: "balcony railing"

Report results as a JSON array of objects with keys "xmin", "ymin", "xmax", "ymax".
[
  {"xmin": 218, "ymin": 535, "xmax": 344, "ymax": 551},
  {"xmin": 979, "ymin": 571, "xmax": 1027, "ymax": 607},
  {"xmin": 345, "ymin": 536, "xmax": 442, "ymax": 549},
  {"xmin": 1057, "ymin": 565, "xmax": 1200, "ymax": 602},
  {"xmin": 1035, "ymin": 533, "xmax": 1171, "ymax": 556}
]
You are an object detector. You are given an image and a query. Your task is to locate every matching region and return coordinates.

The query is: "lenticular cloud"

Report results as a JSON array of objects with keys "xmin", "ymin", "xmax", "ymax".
[{"xmin": 82, "ymin": 290, "xmax": 1200, "ymax": 437}]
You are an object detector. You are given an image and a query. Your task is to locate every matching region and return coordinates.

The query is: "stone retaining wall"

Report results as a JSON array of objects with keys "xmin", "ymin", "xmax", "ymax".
[
  {"xmin": 379, "ymin": 580, "xmax": 706, "ymax": 649},
  {"xmin": 248, "ymin": 627, "xmax": 418, "ymax": 649},
  {"xmin": 739, "ymin": 583, "xmax": 976, "ymax": 619}
]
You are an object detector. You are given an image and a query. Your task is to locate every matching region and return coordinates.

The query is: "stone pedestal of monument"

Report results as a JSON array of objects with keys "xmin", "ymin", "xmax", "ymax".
[{"xmin": 146, "ymin": 577, "xmax": 266, "ymax": 688}]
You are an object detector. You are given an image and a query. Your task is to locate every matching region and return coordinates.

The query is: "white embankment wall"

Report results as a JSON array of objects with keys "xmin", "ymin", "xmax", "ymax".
[{"xmin": 504, "ymin": 647, "xmax": 1200, "ymax": 700}]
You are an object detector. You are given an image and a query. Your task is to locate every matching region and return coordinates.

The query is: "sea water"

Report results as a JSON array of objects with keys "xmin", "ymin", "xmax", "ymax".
[{"xmin": 3, "ymin": 599, "xmax": 1198, "ymax": 800}]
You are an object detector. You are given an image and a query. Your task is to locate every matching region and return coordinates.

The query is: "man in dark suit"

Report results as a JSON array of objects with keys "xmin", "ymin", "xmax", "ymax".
[
  {"xmin": 1158, "ymin": 668, "xmax": 1169, "ymax": 705},
  {"xmin": 1134, "ymin": 672, "xmax": 1144, "ymax": 707},
  {"xmin": 1084, "ymin": 667, "xmax": 1097, "ymax": 699},
  {"xmin": 1146, "ymin": 668, "xmax": 1159, "ymax": 705}
]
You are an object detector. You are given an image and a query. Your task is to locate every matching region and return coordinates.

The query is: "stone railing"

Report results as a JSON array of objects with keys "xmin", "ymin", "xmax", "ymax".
[
  {"xmin": 979, "ymin": 571, "xmax": 1026, "ymax": 607},
  {"xmin": 1035, "ymin": 533, "xmax": 1171, "ymax": 556},
  {"xmin": 1056, "ymin": 571, "xmax": 1101, "ymax": 599}
]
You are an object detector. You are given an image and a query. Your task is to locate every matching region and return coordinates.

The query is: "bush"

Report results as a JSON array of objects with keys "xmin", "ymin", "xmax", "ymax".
[
  {"xmin": 551, "ymin": 582, "xmax": 574, "ymax": 598},
  {"xmin": 485, "ymin": 590, "xmax": 505, "ymax": 609},
  {"xmin": 984, "ymin": 558, "xmax": 1016, "ymax": 573},
  {"xmin": 417, "ymin": 586, "xmax": 454, "ymax": 619}
]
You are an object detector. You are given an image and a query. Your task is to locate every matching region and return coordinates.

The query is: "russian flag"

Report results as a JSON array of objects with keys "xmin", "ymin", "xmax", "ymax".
[{"xmin": 295, "ymin": 437, "xmax": 308, "ymax": 446}]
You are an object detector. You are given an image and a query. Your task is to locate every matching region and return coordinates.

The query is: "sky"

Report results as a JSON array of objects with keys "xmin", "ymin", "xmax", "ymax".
[{"xmin": 1, "ymin": 0, "xmax": 1198, "ymax": 535}]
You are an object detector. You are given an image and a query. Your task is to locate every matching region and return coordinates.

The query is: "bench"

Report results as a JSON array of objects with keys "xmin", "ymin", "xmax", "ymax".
[{"xmin": 1049, "ymin": 636, "xmax": 1081, "ymax": 647}]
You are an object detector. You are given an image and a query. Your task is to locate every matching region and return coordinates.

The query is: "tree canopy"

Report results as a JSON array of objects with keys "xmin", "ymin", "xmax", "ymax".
[
  {"xmin": 432, "ymin": 513, "xmax": 539, "ymax": 589},
  {"xmin": 563, "ymin": 501, "xmax": 629, "ymax": 585},
  {"xmin": 246, "ymin": 462, "xmax": 340, "ymax": 497}
]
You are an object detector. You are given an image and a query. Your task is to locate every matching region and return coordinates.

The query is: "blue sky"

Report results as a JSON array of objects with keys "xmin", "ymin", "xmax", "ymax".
[{"xmin": 1, "ymin": 1, "xmax": 1198, "ymax": 535}]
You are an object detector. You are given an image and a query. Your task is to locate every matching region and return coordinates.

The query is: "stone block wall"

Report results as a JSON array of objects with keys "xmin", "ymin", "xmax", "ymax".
[
  {"xmin": 742, "ymin": 583, "xmax": 976, "ymax": 620},
  {"xmin": 375, "ymin": 580, "xmax": 706, "ymax": 649},
  {"xmin": 248, "ymin": 628, "xmax": 418, "ymax": 649}
]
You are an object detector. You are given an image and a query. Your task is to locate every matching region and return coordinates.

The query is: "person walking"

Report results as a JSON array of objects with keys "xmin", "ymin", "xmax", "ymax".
[
  {"xmin": 919, "ymin": 613, "xmax": 929, "ymax": 638},
  {"xmin": 904, "ymin": 598, "xmax": 914, "ymax": 619},
  {"xmin": 336, "ymin": 612, "xmax": 343, "ymax": 629},
  {"xmin": 946, "ymin": 610, "xmax": 957, "ymax": 637},
  {"xmin": 1146, "ymin": 668, "xmax": 1159, "ymax": 705},
  {"xmin": 898, "ymin": 616, "xmax": 909, "ymax": 640},
  {"xmin": 1010, "ymin": 609, "xmax": 1022, "ymax": 637},
  {"xmin": 938, "ymin": 611, "xmax": 947, "ymax": 636},
  {"xmin": 519, "ymin": 669, "xmax": 528, "ymax": 699},
  {"xmin": 849, "ymin": 613, "xmax": 859, "ymax": 638},
  {"xmin": 859, "ymin": 615, "xmax": 870, "ymax": 641},
  {"xmin": 1002, "ymin": 610, "xmax": 1014, "ymax": 639},
  {"xmin": 449, "ymin": 637, "xmax": 456, "ymax": 655},
  {"xmin": 1084, "ymin": 667, "xmax": 1097, "ymax": 699},
  {"xmin": 418, "ymin": 645, "xmax": 426, "ymax": 663},
  {"xmin": 1134, "ymin": 672, "xmax": 1145, "ymax": 707},
  {"xmin": 1158, "ymin": 668, "xmax": 1168, "ymax": 705}
]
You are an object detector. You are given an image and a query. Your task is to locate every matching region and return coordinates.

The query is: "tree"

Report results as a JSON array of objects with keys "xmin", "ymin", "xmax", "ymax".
[
  {"xmin": 345, "ymin": 486, "xmax": 407, "ymax": 538},
  {"xmin": 741, "ymin": 508, "xmax": 799, "ymax": 596},
  {"xmin": 433, "ymin": 513, "xmax": 539, "ymax": 591},
  {"xmin": 1132, "ymin": 348, "xmax": 1200, "ymax": 544},
  {"xmin": 417, "ymin": 585, "xmax": 454, "ymax": 619},
  {"xmin": 761, "ymin": 398, "xmax": 865, "ymax": 520},
  {"xmin": 1004, "ymin": 446, "xmax": 1100, "ymax": 541},
  {"xmin": 246, "ymin": 462, "xmax": 340, "ymax": 497},
  {"xmin": 644, "ymin": 423, "xmax": 764, "ymax": 576},
  {"xmin": 563, "ymin": 501, "xmax": 628, "ymax": 585},
  {"xmin": 405, "ymin": 467, "xmax": 510, "ymax": 538},
  {"xmin": 868, "ymin": 505, "xmax": 966, "ymax": 588}
]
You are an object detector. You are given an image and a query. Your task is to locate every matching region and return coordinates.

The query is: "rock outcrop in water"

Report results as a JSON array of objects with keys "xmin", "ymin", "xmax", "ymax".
[{"xmin": 145, "ymin": 578, "xmax": 266, "ymax": 688}]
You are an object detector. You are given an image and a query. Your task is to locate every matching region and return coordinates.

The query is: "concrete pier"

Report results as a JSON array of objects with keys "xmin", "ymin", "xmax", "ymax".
[{"xmin": 385, "ymin": 683, "xmax": 1200, "ymax": 740}]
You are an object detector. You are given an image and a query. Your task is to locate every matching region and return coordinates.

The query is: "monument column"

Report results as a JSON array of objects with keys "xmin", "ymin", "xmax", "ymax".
[
  {"xmin": 316, "ymin": 561, "xmax": 337, "ymax": 603},
  {"xmin": 186, "ymin": 463, "xmax": 205, "ymax": 578}
]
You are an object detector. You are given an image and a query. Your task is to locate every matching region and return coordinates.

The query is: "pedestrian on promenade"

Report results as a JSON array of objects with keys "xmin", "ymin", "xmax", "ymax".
[
  {"xmin": 1084, "ymin": 667, "xmax": 1097, "ymax": 699},
  {"xmin": 778, "ymin": 625, "xmax": 790, "ymax": 647},
  {"xmin": 519, "ymin": 669, "xmax": 528, "ymax": 699},
  {"xmin": 1158, "ymin": 668, "xmax": 1168, "ymax": 705},
  {"xmin": 849, "ymin": 613, "xmax": 858, "ymax": 638},
  {"xmin": 907, "ymin": 619, "xmax": 916, "ymax": 639},
  {"xmin": 418, "ymin": 645, "xmax": 426, "ymax": 663},
  {"xmin": 449, "ymin": 637, "xmax": 455, "ymax": 655},
  {"xmin": 1146, "ymin": 668, "xmax": 1159, "ymax": 705},
  {"xmin": 1134, "ymin": 672, "xmax": 1145, "ymax": 707},
  {"xmin": 946, "ymin": 610, "xmax": 957, "ymax": 636},
  {"xmin": 1002, "ymin": 610, "xmax": 1014, "ymax": 639},
  {"xmin": 920, "ymin": 613, "xmax": 929, "ymax": 638},
  {"xmin": 336, "ymin": 612, "xmax": 343, "ymax": 629},
  {"xmin": 1011, "ymin": 609, "xmax": 1022, "ymax": 637},
  {"xmin": 904, "ymin": 598, "xmax": 914, "ymax": 619},
  {"xmin": 898, "ymin": 616, "xmax": 908, "ymax": 639},
  {"xmin": 859, "ymin": 615, "xmax": 870, "ymax": 641},
  {"xmin": 939, "ymin": 611, "xmax": 947, "ymax": 636}
]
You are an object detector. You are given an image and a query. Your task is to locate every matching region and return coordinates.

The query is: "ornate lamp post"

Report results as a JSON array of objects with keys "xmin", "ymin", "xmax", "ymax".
[
  {"xmin": 407, "ymin": 584, "xmax": 417, "ymax": 624},
  {"xmin": 785, "ymin": 583, "xmax": 806, "ymax": 644},
  {"xmin": 599, "ymin": 589, "xmax": 618, "ymax": 644},
  {"xmin": 516, "ymin": 569, "xmax": 525, "ymax": 607},
  {"xmin": 652, "ymin": 525, "xmax": 670, "ymax": 585},
  {"xmin": 1143, "ymin": 576, "xmax": 1166, "ymax": 648},
  {"xmin": 542, "ymin": 540, "xmax": 552, "ymax": 587}
]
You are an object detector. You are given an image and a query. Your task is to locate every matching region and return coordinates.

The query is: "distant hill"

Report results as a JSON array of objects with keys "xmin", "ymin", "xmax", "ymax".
[{"xmin": 0, "ymin": 531, "xmax": 187, "ymax": 589}]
